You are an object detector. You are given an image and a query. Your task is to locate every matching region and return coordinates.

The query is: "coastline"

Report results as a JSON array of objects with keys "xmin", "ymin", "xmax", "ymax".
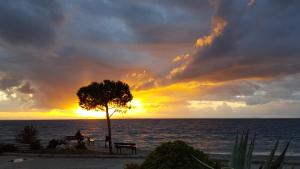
[
  {"xmin": 1, "ymin": 119, "xmax": 299, "ymax": 168},
  {"xmin": 209, "ymin": 153, "xmax": 300, "ymax": 165},
  {"xmin": 0, "ymin": 154, "xmax": 299, "ymax": 169},
  {"xmin": 2, "ymin": 152, "xmax": 300, "ymax": 165}
]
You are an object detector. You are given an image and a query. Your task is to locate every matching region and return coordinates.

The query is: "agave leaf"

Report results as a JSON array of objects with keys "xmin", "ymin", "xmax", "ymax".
[
  {"xmin": 246, "ymin": 133, "xmax": 256, "ymax": 169},
  {"xmin": 263, "ymin": 138, "xmax": 280, "ymax": 169},
  {"xmin": 231, "ymin": 130, "xmax": 239, "ymax": 169},
  {"xmin": 240, "ymin": 130, "xmax": 249, "ymax": 169},
  {"xmin": 230, "ymin": 130, "xmax": 253, "ymax": 169},
  {"xmin": 236, "ymin": 131, "xmax": 245, "ymax": 169},
  {"xmin": 269, "ymin": 140, "xmax": 291, "ymax": 169}
]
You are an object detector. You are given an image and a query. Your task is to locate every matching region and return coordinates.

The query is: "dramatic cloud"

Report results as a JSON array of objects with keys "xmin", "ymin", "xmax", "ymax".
[
  {"xmin": 0, "ymin": 0, "xmax": 300, "ymax": 118},
  {"xmin": 0, "ymin": 0, "xmax": 64, "ymax": 47},
  {"xmin": 0, "ymin": 0, "xmax": 212, "ymax": 112},
  {"xmin": 171, "ymin": 0, "xmax": 300, "ymax": 82}
]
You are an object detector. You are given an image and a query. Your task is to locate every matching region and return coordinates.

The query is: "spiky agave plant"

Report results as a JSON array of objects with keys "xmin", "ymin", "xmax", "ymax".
[
  {"xmin": 192, "ymin": 130, "xmax": 256, "ymax": 169},
  {"xmin": 260, "ymin": 139, "xmax": 291, "ymax": 169},
  {"xmin": 230, "ymin": 130, "xmax": 256, "ymax": 169},
  {"xmin": 229, "ymin": 130, "xmax": 291, "ymax": 169}
]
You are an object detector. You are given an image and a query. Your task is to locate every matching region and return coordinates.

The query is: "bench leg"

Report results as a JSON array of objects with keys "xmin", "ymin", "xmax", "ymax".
[{"xmin": 131, "ymin": 147, "xmax": 136, "ymax": 155}]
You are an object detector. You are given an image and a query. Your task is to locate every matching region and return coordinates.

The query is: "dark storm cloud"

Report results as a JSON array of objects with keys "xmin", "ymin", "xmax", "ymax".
[
  {"xmin": 173, "ymin": 0, "xmax": 300, "ymax": 82},
  {"xmin": 1, "ymin": 0, "xmax": 299, "ymax": 116},
  {"xmin": 1, "ymin": 0, "xmax": 214, "ymax": 109},
  {"xmin": 163, "ymin": 0, "xmax": 300, "ymax": 108},
  {"xmin": 18, "ymin": 82, "xmax": 34, "ymax": 94},
  {"xmin": 0, "ymin": 0, "xmax": 64, "ymax": 47},
  {"xmin": 195, "ymin": 74, "xmax": 300, "ymax": 105},
  {"xmin": 0, "ymin": 76, "xmax": 21, "ymax": 91},
  {"xmin": 77, "ymin": 0, "xmax": 212, "ymax": 43}
]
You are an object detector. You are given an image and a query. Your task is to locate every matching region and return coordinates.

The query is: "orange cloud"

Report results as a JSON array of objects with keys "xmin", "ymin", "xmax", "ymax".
[
  {"xmin": 167, "ymin": 16, "xmax": 227, "ymax": 80},
  {"xmin": 195, "ymin": 17, "xmax": 227, "ymax": 48}
]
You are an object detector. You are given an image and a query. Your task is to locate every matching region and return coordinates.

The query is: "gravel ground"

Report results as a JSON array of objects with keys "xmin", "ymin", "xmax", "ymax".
[
  {"xmin": 0, "ymin": 156, "xmax": 144, "ymax": 169},
  {"xmin": 0, "ymin": 155, "xmax": 299, "ymax": 169}
]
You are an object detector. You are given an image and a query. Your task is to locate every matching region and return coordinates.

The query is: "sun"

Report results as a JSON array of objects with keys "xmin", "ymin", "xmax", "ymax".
[
  {"xmin": 130, "ymin": 99, "xmax": 142, "ymax": 109},
  {"xmin": 127, "ymin": 99, "xmax": 146, "ymax": 116},
  {"xmin": 76, "ymin": 108, "xmax": 105, "ymax": 119},
  {"xmin": 75, "ymin": 98, "xmax": 146, "ymax": 119}
]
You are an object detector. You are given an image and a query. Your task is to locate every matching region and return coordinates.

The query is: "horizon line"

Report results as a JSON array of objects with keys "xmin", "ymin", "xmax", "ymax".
[{"xmin": 0, "ymin": 117, "xmax": 299, "ymax": 121}]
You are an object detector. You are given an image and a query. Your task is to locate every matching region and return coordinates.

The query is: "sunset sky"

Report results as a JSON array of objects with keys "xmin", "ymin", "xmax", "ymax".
[{"xmin": 0, "ymin": 0, "xmax": 300, "ymax": 119}]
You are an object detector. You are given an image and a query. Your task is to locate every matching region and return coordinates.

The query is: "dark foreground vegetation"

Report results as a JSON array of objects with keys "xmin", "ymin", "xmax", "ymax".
[
  {"xmin": 0, "ymin": 144, "xmax": 18, "ymax": 154},
  {"xmin": 16, "ymin": 125, "xmax": 42, "ymax": 150},
  {"xmin": 0, "ymin": 126, "xmax": 292, "ymax": 169},
  {"xmin": 0, "ymin": 125, "xmax": 91, "ymax": 154},
  {"xmin": 125, "ymin": 131, "xmax": 291, "ymax": 169}
]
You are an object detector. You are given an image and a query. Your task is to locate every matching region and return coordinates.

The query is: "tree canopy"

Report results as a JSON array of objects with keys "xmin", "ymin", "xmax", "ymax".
[{"xmin": 77, "ymin": 80, "xmax": 133, "ymax": 112}]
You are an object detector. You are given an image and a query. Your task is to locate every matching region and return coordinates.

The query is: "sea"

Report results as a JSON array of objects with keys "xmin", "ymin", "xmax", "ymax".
[{"xmin": 0, "ymin": 119, "xmax": 299, "ymax": 156}]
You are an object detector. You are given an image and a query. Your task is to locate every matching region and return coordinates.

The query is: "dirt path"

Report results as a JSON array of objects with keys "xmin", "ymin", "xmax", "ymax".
[{"xmin": 0, "ymin": 156, "xmax": 144, "ymax": 169}]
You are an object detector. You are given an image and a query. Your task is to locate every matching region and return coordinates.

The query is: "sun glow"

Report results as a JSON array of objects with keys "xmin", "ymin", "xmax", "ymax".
[
  {"xmin": 76, "ymin": 108, "xmax": 105, "ymax": 119},
  {"xmin": 75, "ymin": 98, "xmax": 145, "ymax": 119},
  {"xmin": 128, "ymin": 99, "xmax": 145, "ymax": 114}
]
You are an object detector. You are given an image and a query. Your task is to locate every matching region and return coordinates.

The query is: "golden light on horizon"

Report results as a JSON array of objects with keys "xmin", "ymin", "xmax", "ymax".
[
  {"xmin": 187, "ymin": 100, "xmax": 247, "ymax": 110},
  {"xmin": 74, "ymin": 98, "xmax": 146, "ymax": 119},
  {"xmin": 76, "ymin": 108, "xmax": 104, "ymax": 119},
  {"xmin": 127, "ymin": 99, "xmax": 146, "ymax": 115},
  {"xmin": 0, "ymin": 81, "xmax": 238, "ymax": 119}
]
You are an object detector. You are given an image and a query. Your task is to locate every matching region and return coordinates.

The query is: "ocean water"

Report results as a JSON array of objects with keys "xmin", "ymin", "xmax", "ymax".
[{"xmin": 0, "ymin": 119, "xmax": 299, "ymax": 156}]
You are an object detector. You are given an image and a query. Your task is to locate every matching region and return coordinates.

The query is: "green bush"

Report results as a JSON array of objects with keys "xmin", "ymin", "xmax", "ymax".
[
  {"xmin": 47, "ymin": 139, "xmax": 60, "ymax": 149},
  {"xmin": 75, "ymin": 142, "xmax": 87, "ymax": 150},
  {"xmin": 30, "ymin": 140, "xmax": 42, "ymax": 150},
  {"xmin": 16, "ymin": 125, "xmax": 43, "ymax": 150},
  {"xmin": 124, "ymin": 163, "xmax": 141, "ymax": 169},
  {"xmin": 16, "ymin": 125, "xmax": 38, "ymax": 144},
  {"xmin": 0, "ymin": 143, "xmax": 18, "ymax": 153},
  {"xmin": 140, "ymin": 140, "xmax": 218, "ymax": 169},
  {"xmin": 47, "ymin": 139, "xmax": 65, "ymax": 149}
]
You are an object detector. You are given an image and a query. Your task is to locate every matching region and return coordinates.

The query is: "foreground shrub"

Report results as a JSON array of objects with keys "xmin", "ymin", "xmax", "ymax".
[
  {"xmin": 16, "ymin": 125, "xmax": 43, "ymax": 150},
  {"xmin": 0, "ymin": 143, "xmax": 18, "ymax": 153},
  {"xmin": 75, "ymin": 142, "xmax": 87, "ymax": 150},
  {"xmin": 47, "ymin": 139, "xmax": 66, "ymax": 149},
  {"xmin": 141, "ymin": 140, "xmax": 218, "ymax": 169},
  {"xmin": 124, "ymin": 163, "xmax": 141, "ymax": 169},
  {"xmin": 30, "ymin": 140, "xmax": 42, "ymax": 150},
  {"xmin": 16, "ymin": 125, "xmax": 38, "ymax": 144}
]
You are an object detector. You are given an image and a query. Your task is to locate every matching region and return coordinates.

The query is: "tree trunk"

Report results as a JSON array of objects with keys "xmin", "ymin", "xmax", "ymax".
[{"xmin": 105, "ymin": 105, "xmax": 113, "ymax": 153}]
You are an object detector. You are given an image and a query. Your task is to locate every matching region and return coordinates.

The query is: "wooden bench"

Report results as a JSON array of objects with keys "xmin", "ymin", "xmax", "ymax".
[{"xmin": 114, "ymin": 142, "xmax": 137, "ymax": 155}]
